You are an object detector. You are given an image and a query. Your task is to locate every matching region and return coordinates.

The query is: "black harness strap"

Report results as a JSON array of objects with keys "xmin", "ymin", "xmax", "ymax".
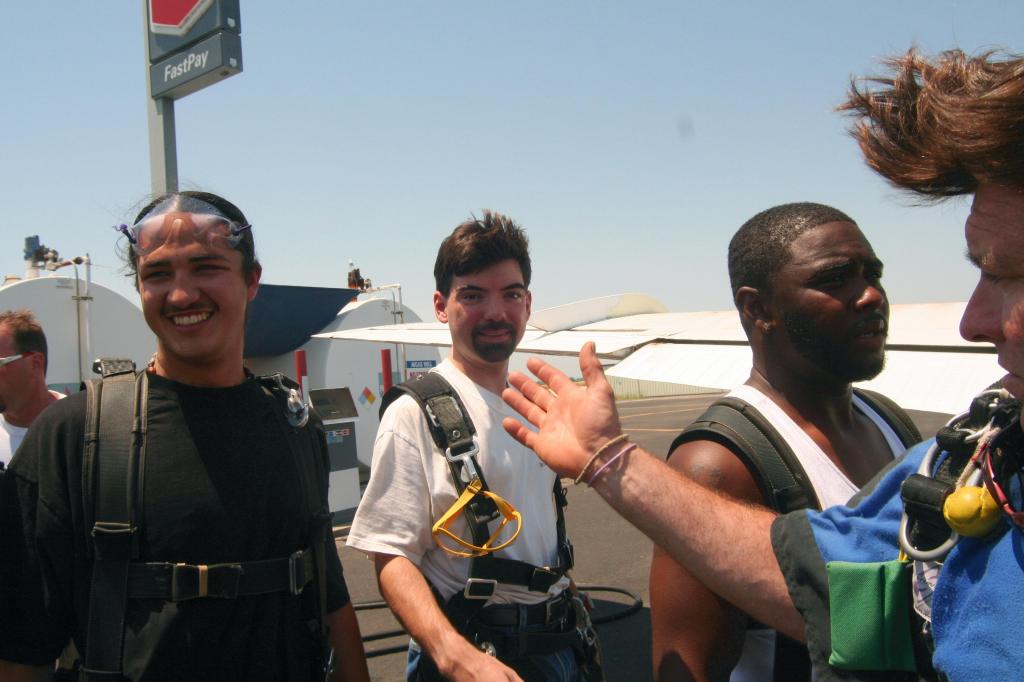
[
  {"xmin": 255, "ymin": 373, "xmax": 335, "ymax": 676},
  {"xmin": 670, "ymin": 396, "xmax": 819, "ymax": 514},
  {"xmin": 854, "ymin": 388, "xmax": 923, "ymax": 448},
  {"xmin": 125, "ymin": 549, "xmax": 316, "ymax": 600},
  {"xmin": 82, "ymin": 366, "xmax": 146, "ymax": 680}
]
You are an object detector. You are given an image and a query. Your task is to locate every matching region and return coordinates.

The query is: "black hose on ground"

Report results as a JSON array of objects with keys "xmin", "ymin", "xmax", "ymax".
[{"xmin": 355, "ymin": 584, "xmax": 643, "ymax": 659}]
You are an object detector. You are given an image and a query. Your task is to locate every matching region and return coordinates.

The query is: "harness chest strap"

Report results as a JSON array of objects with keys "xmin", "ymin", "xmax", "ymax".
[{"xmin": 126, "ymin": 549, "xmax": 316, "ymax": 601}]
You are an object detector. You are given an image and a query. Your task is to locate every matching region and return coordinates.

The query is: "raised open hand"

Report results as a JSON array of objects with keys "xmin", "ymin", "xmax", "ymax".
[{"xmin": 502, "ymin": 342, "xmax": 622, "ymax": 478}]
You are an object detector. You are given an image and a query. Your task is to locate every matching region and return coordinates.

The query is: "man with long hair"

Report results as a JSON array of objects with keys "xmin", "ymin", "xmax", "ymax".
[
  {"xmin": 502, "ymin": 49, "xmax": 1024, "ymax": 681},
  {"xmin": 0, "ymin": 192, "xmax": 370, "ymax": 681}
]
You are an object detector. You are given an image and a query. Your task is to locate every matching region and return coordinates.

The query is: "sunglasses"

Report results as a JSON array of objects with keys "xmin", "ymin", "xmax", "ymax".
[
  {"xmin": 0, "ymin": 353, "xmax": 25, "ymax": 368},
  {"xmin": 114, "ymin": 212, "xmax": 252, "ymax": 258}
]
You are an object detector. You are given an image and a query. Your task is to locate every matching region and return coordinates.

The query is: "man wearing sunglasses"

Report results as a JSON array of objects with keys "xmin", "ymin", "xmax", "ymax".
[
  {"xmin": 0, "ymin": 192, "xmax": 370, "ymax": 681},
  {"xmin": 503, "ymin": 49, "xmax": 1024, "ymax": 681},
  {"xmin": 0, "ymin": 310, "xmax": 62, "ymax": 470},
  {"xmin": 347, "ymin": 212, "xmax": 599, "ymax": 681}
]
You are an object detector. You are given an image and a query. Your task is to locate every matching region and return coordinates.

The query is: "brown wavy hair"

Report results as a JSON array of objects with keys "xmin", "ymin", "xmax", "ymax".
[
  {"xmin": 841, "ymin": 48, "xmax": 1024, "ymax": 199},
  {"xmin": 433, "ymin": 210, "xmax": 531, "ymax": 297}
]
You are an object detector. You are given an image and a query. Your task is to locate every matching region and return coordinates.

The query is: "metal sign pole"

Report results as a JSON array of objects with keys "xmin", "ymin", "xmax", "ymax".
[
  {"xmin": 147, "ymin": 98, "xmax": 178, "ymax": 194},
  {"xmin": 144, "ymin": 0, "xmax": 178, "ymax": 194}
]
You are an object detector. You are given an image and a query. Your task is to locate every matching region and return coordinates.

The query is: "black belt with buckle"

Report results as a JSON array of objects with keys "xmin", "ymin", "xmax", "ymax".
[
  {"xmin": 475, "ymin": 592, "xmax": 572, "ymax": 628},
  {"xmin": 126, "ymin": 548, "xmax": 314, "ymax": 601}
]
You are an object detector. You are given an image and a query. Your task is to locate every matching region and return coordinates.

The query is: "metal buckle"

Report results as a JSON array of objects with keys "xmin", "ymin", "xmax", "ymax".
[
  {"xmin": 571, "ymin": 596, "xmax": 597, "ymax": 646},
  {"xmin": 545, "ymin": 598, "xmax": 558, "ymax": 625},
  {"xmin": 529, "ymin": 566, "xmax": 559, "ymax": 592},
  {"xmin": 273, "ymin": 375, "xmax": 309, "ymax": 428},
  {"xmin": 321, "ymin": 647, "xmax": 336, "ymax": 680},
  {"xmin": 464, "ymin": 578, "xmax": 497, "ymax": 600},
  {"xmin": 171, "ymin": 562, "xmax": 242, "ymax": 600},
  {"xmin": 288, "ymin": 550, "xmax": 308, "ymax": 595},
  {"xmin": 424, "ymin": 402, "xmax": 442, "ymax": 429},
  {"xmin": 445, "ymin": 444, "xmax": 481, "ymax": 482},
  {"xmin": 544, "ymin": 591, "xmax": 572, "ymax": 625},
  {"xmin": 171, "ymin": 563, "xmax": 205, "ymax": 601}
]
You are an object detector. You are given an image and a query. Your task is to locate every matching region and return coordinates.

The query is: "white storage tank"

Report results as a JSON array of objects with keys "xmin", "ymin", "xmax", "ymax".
[{"xmin": 0, "ymin": 275, "xmax": 156, "ymax": 393}]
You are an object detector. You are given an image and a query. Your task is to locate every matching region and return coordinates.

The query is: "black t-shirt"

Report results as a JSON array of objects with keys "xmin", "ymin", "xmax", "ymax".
[{"xmin": 0, "ymin": 373, "xmax": 349, "ymax": 680}]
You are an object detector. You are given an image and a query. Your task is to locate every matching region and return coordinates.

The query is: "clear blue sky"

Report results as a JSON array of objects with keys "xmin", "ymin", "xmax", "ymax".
[{"xmin": 3, "ymin": 2, "xmax": 1021, "ymax": 321}]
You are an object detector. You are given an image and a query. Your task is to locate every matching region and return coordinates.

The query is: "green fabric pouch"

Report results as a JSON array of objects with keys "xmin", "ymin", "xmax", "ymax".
[{"xmin": 825, "ymin": 559, "xmax": 917, "ymax": 672}]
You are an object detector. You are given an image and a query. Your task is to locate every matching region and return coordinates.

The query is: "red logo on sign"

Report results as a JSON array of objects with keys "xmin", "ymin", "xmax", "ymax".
[{"xmin": 150, "ymin": 0, "xmax": 215, "ymax": 37}]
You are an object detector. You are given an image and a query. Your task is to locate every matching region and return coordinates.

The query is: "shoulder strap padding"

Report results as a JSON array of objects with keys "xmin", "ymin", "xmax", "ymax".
[
  {"xmin": 83, "ymin": 370, "xmax": 146, "ymax": 679},
  {"xmin": 92, "ymin": 357, "xmax": 137, "ymax": 379},
  {"xmin": 380, "ymin": 373, "xmax": 477, "ymax": 456},
  {"xmin": 670, "ymin": 397, "xmax": 819, "ymax": 513},
  {"xmin": 853, "ymin": 388, "xmax": 923, "ymax": 447}
]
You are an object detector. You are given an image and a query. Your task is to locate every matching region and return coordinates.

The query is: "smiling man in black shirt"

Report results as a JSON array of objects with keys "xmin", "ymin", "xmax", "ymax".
[{"xmin": 0, "ymin": 191, "xmax": 370, "ymax": 681}]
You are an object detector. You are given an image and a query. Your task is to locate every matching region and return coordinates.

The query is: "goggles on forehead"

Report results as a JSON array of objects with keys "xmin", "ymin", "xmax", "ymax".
[{"xmin": 114, "ymin": 213, "xmax": 252, "ymax": 258}]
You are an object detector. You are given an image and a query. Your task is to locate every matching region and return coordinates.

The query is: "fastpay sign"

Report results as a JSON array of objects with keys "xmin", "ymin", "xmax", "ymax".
[{"xmin": 147, "ymin": 0, "xmax": 242, "ymax": 99}]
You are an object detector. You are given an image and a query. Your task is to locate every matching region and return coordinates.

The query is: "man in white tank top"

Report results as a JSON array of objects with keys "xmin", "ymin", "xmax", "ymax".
[{"xmin": 650, "ymin": 203, "xmax": 918, "ymax": 682}]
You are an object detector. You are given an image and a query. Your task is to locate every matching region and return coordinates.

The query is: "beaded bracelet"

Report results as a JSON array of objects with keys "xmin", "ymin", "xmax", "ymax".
[{"xmin": 573, "ymin": 433, "xmax": 629, "ymax": 485}]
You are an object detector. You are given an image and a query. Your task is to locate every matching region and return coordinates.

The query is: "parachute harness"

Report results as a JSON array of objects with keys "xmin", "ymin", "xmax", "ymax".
[{"xmin": 899, "ymin": 388, "xmax": 1021, "ymax": 562}]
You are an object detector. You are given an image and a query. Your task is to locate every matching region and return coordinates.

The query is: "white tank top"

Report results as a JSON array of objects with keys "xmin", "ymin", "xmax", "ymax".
[{"xmin": 724, "ymin": 384, "xmax": 906, "ymax": 682}]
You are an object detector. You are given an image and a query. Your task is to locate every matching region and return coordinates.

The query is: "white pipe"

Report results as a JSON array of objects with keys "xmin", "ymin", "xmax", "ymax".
[
  {"xmin": 72, "ymin": 263, "xmax": 84, "ymax": 384},
  {"xmin": 362, "ymin": 283, "xmax": 409, "ymax": 381}
]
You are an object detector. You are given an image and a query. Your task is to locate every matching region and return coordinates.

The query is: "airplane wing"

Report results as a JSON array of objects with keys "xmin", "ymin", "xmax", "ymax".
[{"xmin": 315, "ymin": 296, "xmax": 999, "ymax": 415}]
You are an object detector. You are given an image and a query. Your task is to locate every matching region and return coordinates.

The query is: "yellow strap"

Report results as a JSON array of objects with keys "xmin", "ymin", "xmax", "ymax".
[{"xmin": 432, "ymin": 479, "xmax": 523, "ymax": 558}]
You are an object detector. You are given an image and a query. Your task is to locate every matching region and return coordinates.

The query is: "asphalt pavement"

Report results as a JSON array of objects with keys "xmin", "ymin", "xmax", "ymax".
[{"xmin": 336, "ymin": 393, "xmax": 950, "ymax": 681}]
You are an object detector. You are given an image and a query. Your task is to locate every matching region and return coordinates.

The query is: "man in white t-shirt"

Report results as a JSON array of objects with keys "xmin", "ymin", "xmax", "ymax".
[
  {"xmin": 649, "ymin": 203, "xmax": 921, "ymax": 682},
  {"xmin": 348, "ymin": 212, "xmax": 597, "ymax": 681},
  {"xmin": 0, "ymin": 310, "xmax": 63, "ymax": 469}
]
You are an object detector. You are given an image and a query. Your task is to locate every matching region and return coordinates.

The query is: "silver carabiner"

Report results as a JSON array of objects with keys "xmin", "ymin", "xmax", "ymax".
[
  {"xmin": 445, "ymin": 443, "xmax": 481, "ymax": 483},
  {"xmin": 273, "ymin": 375, "xmax": 309, "ymax": 428}
]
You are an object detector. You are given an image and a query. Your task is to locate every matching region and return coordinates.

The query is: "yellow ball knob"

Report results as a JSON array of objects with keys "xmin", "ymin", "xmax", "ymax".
[{"xmin": 943, "ymin": 485, "xmax": 1001, "ymax": 537}]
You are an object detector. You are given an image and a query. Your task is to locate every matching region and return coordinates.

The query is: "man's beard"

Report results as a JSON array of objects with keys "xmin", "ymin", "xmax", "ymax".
[
  {"xmin": 472, "ymin": 322, "xmax": 519, "ymax": 363},
  {"xmin": 781, "ymin": 310, "xmax": 886, "ymax": 383}
]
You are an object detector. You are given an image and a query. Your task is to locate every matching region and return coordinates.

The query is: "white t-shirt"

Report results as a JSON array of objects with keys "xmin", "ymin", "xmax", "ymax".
[
  {"xmin": 725, "ymin": 384, "xmax": 906, "ymax": 682},
  {"xmin": 1, "ymin": 390, "xmax": 66, "ymax": 468},
  {"xmin": 347, "ymin": 359, "xmax": 569, "ymax": 605}
]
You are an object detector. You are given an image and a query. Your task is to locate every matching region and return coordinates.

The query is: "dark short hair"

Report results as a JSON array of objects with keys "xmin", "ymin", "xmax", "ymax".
[
  {"xmin": 842, "ymin": 48, "xmax": 1024, "ymax": 198},
  {"xmin": 728, "ymin": 202, "xmax": 856, "ymax": 296},
  {"xmin": 122, "ymin": 191, "xmax": 259, "ymax": 281},
  {"xmin": 433, "ymin": 210, "xmax": 531, "ymax": 296},
  {"xmin": 0, "ymin": 309, "xmax": 48, "ymax": 372}
]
